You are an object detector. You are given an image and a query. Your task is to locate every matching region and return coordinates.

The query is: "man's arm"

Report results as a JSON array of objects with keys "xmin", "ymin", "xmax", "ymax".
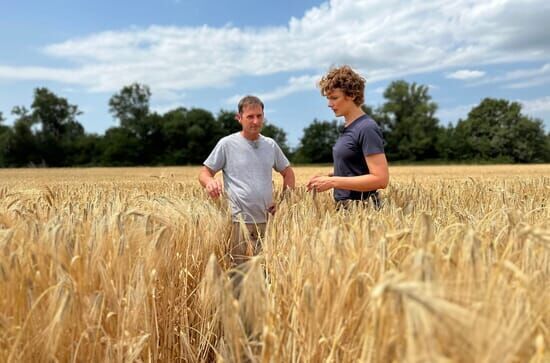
[
  {"xmin": 267, "ymin": 166, "xmax": 295, "ymax": 215},
  {"xmin": 198, "ymin": 166, "xmax": 223, "ymax": 198},
  {"xmin": 280, "ymin": 166, "xmax": 295, "ymax": 191}
]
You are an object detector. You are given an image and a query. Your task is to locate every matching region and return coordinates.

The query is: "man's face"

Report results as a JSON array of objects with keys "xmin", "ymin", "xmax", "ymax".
[
  {"xmin": 237, "ymin": 104, "xmax": 264, "ymax": 139},
  {"xmin": 326, "ymin": 88, "xmax": 354, "ymax": 117}
]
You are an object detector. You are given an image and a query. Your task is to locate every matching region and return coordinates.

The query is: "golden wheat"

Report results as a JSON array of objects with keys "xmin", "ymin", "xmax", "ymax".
[{"xmin": 0, "ymin": 165, "xmax": 548, "ymax": 362}]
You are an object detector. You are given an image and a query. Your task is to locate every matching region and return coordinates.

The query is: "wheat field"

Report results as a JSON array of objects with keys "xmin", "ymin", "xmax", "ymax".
[{"xmin": 0, "ymin": 165, "xmax": 548, "ymax": 362}]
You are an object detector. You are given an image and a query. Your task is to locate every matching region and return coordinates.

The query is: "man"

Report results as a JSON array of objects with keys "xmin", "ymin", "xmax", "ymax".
[{"xmin": 199, "ymin": 95, "xmax": 295, "ymax": 266}]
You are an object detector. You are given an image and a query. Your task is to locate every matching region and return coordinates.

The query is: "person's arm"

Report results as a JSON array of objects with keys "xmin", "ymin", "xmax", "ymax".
[
  {"xmin": 307, "ymin": 170, "xmax": 332, "ymax": 186},
  {"xmin": 280, "ymin": 166, "xmax": 295, "ymax": 191},
  {"xmin": 307, "ymin": 153, "xmax": 389, "ymax": 192},
  {"xmin": 267, "ymin": 166, "xmax": 295, "ymax": 215},
  {"xmin": 198, "ymin": 166, "xmax": 223, "ymax": 198}
]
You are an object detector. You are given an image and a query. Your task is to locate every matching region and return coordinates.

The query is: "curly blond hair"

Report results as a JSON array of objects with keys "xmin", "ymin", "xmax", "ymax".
[{"xmin": 318, "ymin": 66, "xmax": 366, "ymax": 106}]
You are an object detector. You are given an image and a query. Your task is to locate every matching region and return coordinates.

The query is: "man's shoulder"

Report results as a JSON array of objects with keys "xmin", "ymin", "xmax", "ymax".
[
  {"xmin": 261, "ymin": 135, "xmax": 287, "ymax": 149},
  {"xmin": 260, "ymin": 135, "xmax": 287, "ymax": 152},
  {"xmin": 217, "ymin": 132, "xmax": 241, "ymax": 145},
  {"xmin": 260, "ymin": 134, "xmax": 276, "ymax": 145}
]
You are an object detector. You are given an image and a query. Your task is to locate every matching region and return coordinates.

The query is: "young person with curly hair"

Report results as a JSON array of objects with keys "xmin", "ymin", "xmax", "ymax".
[{"xmin": 307, "ymin": 66, "xmax": 389, "ymax": 208}]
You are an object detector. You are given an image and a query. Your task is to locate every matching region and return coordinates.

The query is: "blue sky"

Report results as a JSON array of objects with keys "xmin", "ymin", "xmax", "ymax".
[{"xmin": 1, "ymin": 0, "xmax": 549, "ymax": 147}]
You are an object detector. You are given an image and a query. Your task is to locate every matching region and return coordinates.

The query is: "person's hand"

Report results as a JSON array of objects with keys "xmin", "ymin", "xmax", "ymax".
[
  {"xmin": 267, "ymin": 203, "xmax": 276, "ymax": 215},
  {"xmin": 307, "ymin": 175, "xmax": 334, "ymax": 193},
  {"xmin": 306, "ymin": 174, "xmax": 320, "ymax": 190},
  {"xmin": 205, "ymin": 179, "xmax": 223, "ymax": 198}
]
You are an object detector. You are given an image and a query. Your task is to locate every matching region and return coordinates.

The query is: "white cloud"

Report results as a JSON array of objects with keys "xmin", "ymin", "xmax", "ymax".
[
  {"xmin": 521, "ymin": 96, "xmax": 550, "ymax": 112},
  {"xmin": 0, "ymin": 0, "xmax": 549, "ymax": 99},
  {"xmin": 0, "ymin": 65, "xmax": 80, "ymax": 82},
  {"xmin": 151, "ymin": 102, "xmax": 186, "ymax": 115},
  {"xmin": 436, "ymin": 96, "xmax": 550, "ymax": 126},
  {"xmin": 520, "ymin": 96, "xmax": 550, "ymax": 122},
  {"xmin": 152, "ymin": 89, "xmax": 186, "ymax": 103},
  {"xmin": 225, "ymin": 74, "xmax": 319, "ymax": 104},
  {"xmin": 259, "ymin": 75, "xmax": 319, "ymax": 101},
  {"xmin": 150, "ymin": 90, "xmax": 187, "ymax": 115},
  {"xmin": 471, "ymin": 63, "xmax": 550, "ymax": 89},
  {"xmin": 446, "ymin": 70, "xmax": 485, "ymax": 80},
  {"xmin": 505, "ymin": 64, "xmax": 550, "ymax": 89},
  {"xmin": 436, "ymin": 103, "xmax": 475, "ymax": 124}
]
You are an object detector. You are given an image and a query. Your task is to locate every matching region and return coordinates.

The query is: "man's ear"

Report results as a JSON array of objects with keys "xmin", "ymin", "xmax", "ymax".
[{"xmin": 235, "ymin": 113, "xmax": 242, "ymax": 124}]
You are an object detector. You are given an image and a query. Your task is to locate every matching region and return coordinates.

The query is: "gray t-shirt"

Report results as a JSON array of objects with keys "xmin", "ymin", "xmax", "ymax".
[{"xmin": 204, "ymin": 132, "xmax": 290, "ymax": 223}]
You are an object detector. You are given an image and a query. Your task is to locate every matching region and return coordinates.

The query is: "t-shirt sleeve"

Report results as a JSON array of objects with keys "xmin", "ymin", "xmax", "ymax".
[
  {"xmin": 360, "ymin": 122, "xmax": 385, "ymax": 156},
  {"xmin": 203, "ymin": 140, "xmax": 226, "ymax": 172},
  {"xmin": 272, "ymin": 142, "xmax": 290, "ymax": 172}
]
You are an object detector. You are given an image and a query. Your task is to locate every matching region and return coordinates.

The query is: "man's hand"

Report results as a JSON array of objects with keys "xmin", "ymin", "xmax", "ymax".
[
  {"xmin": 199, "ymin": 166, "xmax": 223, "ymax": 199},
  {"xmin": 205, "ymin": 179, "xmax": 223, "ymax": 198}
]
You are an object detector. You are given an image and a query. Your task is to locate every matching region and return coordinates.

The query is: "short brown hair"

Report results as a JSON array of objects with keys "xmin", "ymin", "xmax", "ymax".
[
  {"xmin": 238, "ymin": 95, "xmax": 264, "ymax": 113},
  {"xmin": 318, "ymin": 66, "xmax": 366, "ymax": 106}
]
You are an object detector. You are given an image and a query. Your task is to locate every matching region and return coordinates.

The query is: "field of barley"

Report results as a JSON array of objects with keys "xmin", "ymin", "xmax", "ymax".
[{"xmin": 0, "ymin": 165, "xmax": 549, "ymax": 362}]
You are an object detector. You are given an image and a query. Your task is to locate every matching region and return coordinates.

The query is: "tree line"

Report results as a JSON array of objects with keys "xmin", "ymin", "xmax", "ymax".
[{"xmin": 1, "ymin": 81, "xmax": 549, "ymax": 167}]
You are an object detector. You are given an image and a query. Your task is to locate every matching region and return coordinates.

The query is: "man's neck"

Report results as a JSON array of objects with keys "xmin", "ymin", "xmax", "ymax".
[{"xmin": 240, "ymin": 131, "xmax": 260, "ymax": 141}]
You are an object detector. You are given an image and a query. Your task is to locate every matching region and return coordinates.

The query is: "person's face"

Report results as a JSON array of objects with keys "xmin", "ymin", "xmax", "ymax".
[
  {"xmin": 237, "ymin": 104, "xmax": 264, "ymax": 139},
  {"xmin": 326, "ymin": 89, "xmax": 355, "ymax": 117}
]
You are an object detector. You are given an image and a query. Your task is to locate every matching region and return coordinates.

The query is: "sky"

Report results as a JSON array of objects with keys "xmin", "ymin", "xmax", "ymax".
[{"xmin": 1, "ymin": 0, "xmax": 549, "ymax": 147}]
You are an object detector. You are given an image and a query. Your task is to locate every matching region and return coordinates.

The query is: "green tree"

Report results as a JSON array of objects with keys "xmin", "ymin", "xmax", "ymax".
[
  {"xmin": 361, "ymin": 104, "xmax": 377, "ymax": 117},
  {"xmin": 217, "ymin": 109, "xmax": 241, "ymax": 135},
  {"xmin": 0, "ymin": 111, "xmax": 8, "ymax": 139},
  {"xmin": 160, "ymin": 107, "xmax": 189, "ymax": 164},
  {"xmin": 100, "ymin": 127, "xmax": 141, "ymax": 166},
  {"xmin": 262, "ymin": 122, "xmax": 291, "ymax": 156},
  {"xmin": 31, "ymin": 88, "xmax": 82, "ymax": 140},
  {"xmin": 434, "ymin": 123, "xmax": 458, "ymax": 161},
  {"xmin": 2, "ymin": 106, "xmax": 41, "ymax": 166},
  {"xmin": 109, "ymin": 83, "xmax": 151, "ymax": 138},
  {"xmin": 294, "ymin": 119, "xmax": 341, "ymax": 163},
  {"xmin": 452, "ymin": 98, "xmax": 549, "ymax": 162},
  {"xmin": 68, "ymin": 133, "xmax": 102, "ymax": 166},
  {"xmin": 107, "ymin": 84, "xmax": 169, "ymax": 164},
  {"xmin": 185, "ymin": 108, "xmax": 223, "ymax": 164},
  {"xmin": 30, "ymin": 88, "xmax": 85, "ymax": 166},
  {"xmin": 378, "ymin": 81, "xmax": 441, "ymax": 161},
  {"xmin": 0, "ymin": 112, "xmax": 10, "ymax": 166},
  {"xmin": 142, "ymin": 112, "xmax": 166, "ymax": 164},
  {"xmin": 161, "ymin": 107, "xmax": 225, "ymax": 164}
]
